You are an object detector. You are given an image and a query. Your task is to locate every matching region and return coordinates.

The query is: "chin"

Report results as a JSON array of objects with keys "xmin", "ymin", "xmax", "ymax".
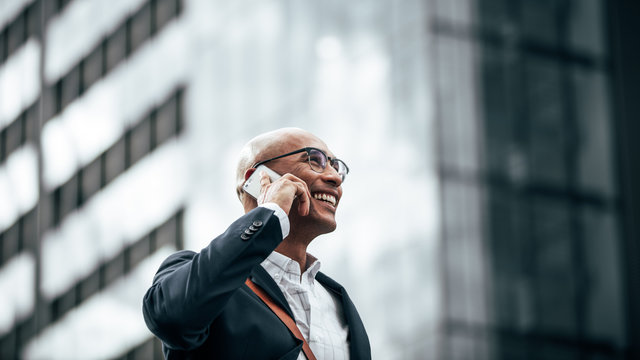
[
  {"xmin": 318, "ymin": 219, "xmax": 337, "ymax": 234},
  {"xmin": 297, "ymin": 202, "xmax": 339, "ymax": 235},
  {"xmin": 306, "ymin": 216, "xmax": 337, "ymax": 236}
]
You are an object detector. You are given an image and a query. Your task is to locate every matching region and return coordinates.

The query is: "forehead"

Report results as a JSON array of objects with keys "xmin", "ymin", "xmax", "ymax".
[{"xmin": 280, "ymin": 132, "xmax": 334, "ymax": 157}]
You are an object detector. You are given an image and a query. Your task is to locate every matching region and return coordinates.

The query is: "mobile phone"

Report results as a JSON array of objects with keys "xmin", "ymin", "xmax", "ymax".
[{"xmin": 242, "ymin": 165, "xmax": 282, "ymax": 199}]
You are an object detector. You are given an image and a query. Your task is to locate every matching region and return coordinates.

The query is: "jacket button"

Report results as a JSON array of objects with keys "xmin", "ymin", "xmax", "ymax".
[
  {"xmin": 244, "ymin": 229, "xmax": 254, "ymax": 236},
  {"xmin": 252, "ymin": 220, "xmax": 263, "ymax": 227},
  {"xmin": 249, "ymin": 225, "xmax": 259, "ymax": 232},
  {"xmin": 241, "ymin": 233, "xmax": 251, "ymax": 241}
]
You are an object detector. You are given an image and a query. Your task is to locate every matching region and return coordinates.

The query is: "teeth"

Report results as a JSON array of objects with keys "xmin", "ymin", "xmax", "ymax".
[{"xmin": 313, "ymin": 193, "xmax": 336, "ymax": 206}]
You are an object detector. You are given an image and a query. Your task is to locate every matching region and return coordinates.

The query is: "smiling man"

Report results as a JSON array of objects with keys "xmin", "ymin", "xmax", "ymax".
[{"xmin": 143, "ymin": 128, "xmax": 371, "ymax": 359}]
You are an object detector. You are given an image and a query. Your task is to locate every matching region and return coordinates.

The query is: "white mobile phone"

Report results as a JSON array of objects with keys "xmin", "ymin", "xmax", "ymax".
[{"xmin": 242, "ymin": 165, "xmax": 282, "ymax": 199}]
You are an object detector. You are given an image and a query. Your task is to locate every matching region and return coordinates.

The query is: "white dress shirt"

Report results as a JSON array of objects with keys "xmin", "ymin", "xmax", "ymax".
[
  {"xmin": 261, "ymin": 251, "xmax": 350, "ymax": 360},
  {"xmin": 258, "ymin": 203, "xmax": 350, "ymax": 359}
]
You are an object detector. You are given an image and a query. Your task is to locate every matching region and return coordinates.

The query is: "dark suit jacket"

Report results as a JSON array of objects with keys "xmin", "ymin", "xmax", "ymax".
[{"xmin": 142, "ymin": 207, "xmax": 371, "ymax": 359}]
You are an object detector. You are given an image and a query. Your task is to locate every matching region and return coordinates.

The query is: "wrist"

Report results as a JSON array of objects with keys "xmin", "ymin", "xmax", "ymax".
[{"xmin": 258, "ymin": 203, "xmax": 290, "ymax": 239}]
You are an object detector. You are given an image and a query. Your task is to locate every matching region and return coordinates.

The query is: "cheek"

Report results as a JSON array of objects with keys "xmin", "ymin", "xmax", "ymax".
[
  {"xmin": 293, "ymin": 170, "xmax": 317, "ymax": 186},
  {"xmin": 285, "ymin": 163, "xmax": 308, "ymax": 177}
]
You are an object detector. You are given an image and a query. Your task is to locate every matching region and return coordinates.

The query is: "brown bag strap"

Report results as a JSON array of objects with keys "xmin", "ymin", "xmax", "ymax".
[{"xmin": 245, "ymin": 278, "xmax": 317, "ymax": 360}]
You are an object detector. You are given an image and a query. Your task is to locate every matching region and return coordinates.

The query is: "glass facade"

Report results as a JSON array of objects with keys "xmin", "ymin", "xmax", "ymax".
[{"xmin": 434, "ymin": 0, "xmax": 629, "ymax": 358}]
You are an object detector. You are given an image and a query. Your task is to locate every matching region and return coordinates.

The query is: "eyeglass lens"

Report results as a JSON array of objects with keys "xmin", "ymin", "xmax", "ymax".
[{"xmin": 307, "ymin": 148, "xmax": 347, "ymax": 179}]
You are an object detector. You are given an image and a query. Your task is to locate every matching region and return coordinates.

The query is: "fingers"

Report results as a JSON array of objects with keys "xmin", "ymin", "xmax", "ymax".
[
  {"xmin": 294, "ymin": 181, "xmax": 311, "ymax": 216},
  {"xmin": 281, "ymin": 174, "xmax": 311, "ymax": 217},
  {"xmin": 258, "ymin": 171, "xmax": 276, "ymax": 201},
  {"xmin": 257, "ymin": 172, "xmax": 311, "ymax": 217},
  {"xmin": 256, "ymin": 172, "xmax": 272, "ymax": 205}
]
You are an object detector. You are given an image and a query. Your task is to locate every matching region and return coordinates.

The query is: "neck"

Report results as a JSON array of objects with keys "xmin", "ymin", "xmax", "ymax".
[{"xmin": 274, "ymin": 230, "xmax": 315, "ymax": 273}]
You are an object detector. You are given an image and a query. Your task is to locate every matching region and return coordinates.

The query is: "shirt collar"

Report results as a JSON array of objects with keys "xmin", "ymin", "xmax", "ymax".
[{"xmin": 261, "ymin": 251, "xmax": 322, "ymax": 285}]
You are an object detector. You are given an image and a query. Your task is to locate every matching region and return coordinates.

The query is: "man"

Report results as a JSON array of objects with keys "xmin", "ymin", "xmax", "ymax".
[{"xmin": 142, "ymin": 128, "xmax": 371, "ymax": 359}]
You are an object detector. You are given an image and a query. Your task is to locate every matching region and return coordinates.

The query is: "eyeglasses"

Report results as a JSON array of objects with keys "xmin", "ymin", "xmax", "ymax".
[{"xmin": 253, "ymin": 147, "xmax": 349, "ymax": 181}]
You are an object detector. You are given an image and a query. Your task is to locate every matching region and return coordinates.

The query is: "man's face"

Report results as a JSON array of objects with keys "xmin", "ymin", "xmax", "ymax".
[{"xmin": 264, "ymin": 133, "xmax": 344, "ymax": 235}]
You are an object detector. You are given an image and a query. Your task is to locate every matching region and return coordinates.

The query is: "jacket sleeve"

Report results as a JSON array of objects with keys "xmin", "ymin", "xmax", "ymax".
[{"xmin": 142, "ymin": 206, "xmax": 283, "ymax": 351}]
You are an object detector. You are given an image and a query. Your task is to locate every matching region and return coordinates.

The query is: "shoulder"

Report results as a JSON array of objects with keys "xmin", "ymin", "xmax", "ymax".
[
  {"xmin": 162, "ymin": 250, "xmax": 197, "ymax": 267},
  {"xmin": 152, "ymin": 250, "xmax": 196, "ymax": 281},
  {"xmin": 316, "ymin": 272, "xmax": 345, "ymax": 294}
]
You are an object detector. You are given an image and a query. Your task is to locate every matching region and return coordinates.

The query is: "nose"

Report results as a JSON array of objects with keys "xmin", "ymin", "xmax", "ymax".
[{"xmin": 322, "ymin": 165, "xmax": 343, "ymax": 187}]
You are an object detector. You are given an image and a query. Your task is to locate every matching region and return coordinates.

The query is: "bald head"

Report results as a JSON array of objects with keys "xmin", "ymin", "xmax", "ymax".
[{"xmin": 235, "ymin": 128, "xmax": 328, "ymax": 202}]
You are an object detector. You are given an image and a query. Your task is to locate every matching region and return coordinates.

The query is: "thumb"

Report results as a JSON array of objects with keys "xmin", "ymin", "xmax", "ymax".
[{"xmin": 259, "ymin": 171, "xmax": 271, "ymax": 192}]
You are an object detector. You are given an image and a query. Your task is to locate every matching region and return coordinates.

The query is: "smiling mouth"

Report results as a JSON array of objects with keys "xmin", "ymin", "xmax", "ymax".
[{"xmin": 313, "ymin": 193, "xmax": 337, "ymax": 207}]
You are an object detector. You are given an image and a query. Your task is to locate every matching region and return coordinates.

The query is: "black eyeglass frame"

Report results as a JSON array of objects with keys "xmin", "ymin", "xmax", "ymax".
[{"xmin": 252, "ymin": 147, "xmax": 350, "ymax": 181}]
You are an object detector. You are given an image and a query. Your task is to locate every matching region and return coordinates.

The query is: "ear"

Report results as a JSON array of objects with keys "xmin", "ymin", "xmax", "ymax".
[{"xmin": 244, "ymin": 168, "xmax": 256, "ymax": 181}]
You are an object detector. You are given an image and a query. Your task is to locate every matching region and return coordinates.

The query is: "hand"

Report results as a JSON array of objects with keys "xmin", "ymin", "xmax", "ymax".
[{"xmin": 257, "ymin": 171, "xmax": 311, "ymax": 216}]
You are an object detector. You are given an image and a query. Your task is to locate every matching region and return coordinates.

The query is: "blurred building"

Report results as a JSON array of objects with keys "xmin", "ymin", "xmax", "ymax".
[
  {"xmin": 0, "ymin": 0, "xmax": 637, "ymax": 359},
  {"xmin": 1, "ymin": 0, "xmax": 185, "ymax": 358},
  {"xmin": 435, "ymin": 0, "xmax": 639, "ymax": 358}
]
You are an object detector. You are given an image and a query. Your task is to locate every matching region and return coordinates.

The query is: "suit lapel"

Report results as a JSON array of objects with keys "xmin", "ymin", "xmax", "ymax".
[
  {"xmin": 249, "ymin": 268, "xmax": 371, "ymax": 359},
  {"xmin": 249, "ymin": 266, "xmax": 295, "ymax": 318},
  {"xmin": 316, "ymin": 272, "xmax": 371, "ymax": 360}
]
